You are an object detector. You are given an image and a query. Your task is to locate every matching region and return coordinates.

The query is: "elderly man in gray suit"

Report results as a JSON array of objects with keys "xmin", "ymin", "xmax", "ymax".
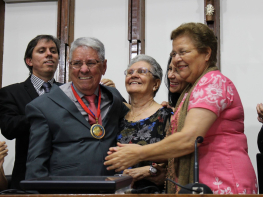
[{"xmin": 25, "ymin": 37, "xmax": 129, "ymax": 179}]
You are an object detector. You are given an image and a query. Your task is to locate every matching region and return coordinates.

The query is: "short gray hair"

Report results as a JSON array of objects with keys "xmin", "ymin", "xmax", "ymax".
[
  {"xmin": 128, "ymin": 54, "xmax": 163, "ymax": 97},
  {"xmin": 69, "ymin": 37, "xmax": 105, "ymax": 61}
]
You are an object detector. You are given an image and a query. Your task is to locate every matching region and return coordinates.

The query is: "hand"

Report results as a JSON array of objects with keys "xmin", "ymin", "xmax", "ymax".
[
  {"xmin": 161, "ymin": 101, "xmax": 175, "ymax": 112},
  {"xmin": 144, "ymin": 163, "xmax": 167, "ymax": 186},
  {"xmin": 257, "ymin": 103, "xmax": 263, "ymax": 123},
  {"xmin": 161, "ymin": 101, "xmax": 169, "ymax": 107},
  {"xmin": 104, "ymin": 143, "xmax": 142, "ymax": 172},
  {"xmin": 123, "ymin": 166, "xmax": 150, "ymax": 183},
  {"xmin": 100, "ymin": 78, "xmax": 116, "ymax": 88},
  {"xmin": 0, "ymin": 141, "xmax": 8, "ymax": 167},
  {"xmin": 107, "ymin": 145, "xmax": 120, "ymax": 156}
]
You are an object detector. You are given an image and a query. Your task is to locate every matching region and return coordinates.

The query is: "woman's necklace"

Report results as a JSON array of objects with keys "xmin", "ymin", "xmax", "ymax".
[{"xmin": 129, "ymin": 99, "xmax": 154, "ymax": 121}]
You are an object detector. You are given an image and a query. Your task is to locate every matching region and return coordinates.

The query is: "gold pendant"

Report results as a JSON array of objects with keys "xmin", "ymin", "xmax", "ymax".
[{"xmin": 90, "ymin": 124, "xmax": 105, "ymax": 139}]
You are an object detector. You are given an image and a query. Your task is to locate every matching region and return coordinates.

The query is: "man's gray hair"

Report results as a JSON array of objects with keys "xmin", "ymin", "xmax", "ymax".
[
  {"xmin": 128, "ymin": 54, "xmax": 163, "ymax": 97},
  {"xmin": 69, "ymin": 37, "xmax": 105, "ymax": 61}
]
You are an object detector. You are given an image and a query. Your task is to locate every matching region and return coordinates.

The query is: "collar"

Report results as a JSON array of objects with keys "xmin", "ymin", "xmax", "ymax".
[
  {"xmin": 31, "ymin": 74, "xmax": 55, "ymax": 91},
  {"xmin": 71, "ymin": 82, "xmax": 99, "ymax": 101}
]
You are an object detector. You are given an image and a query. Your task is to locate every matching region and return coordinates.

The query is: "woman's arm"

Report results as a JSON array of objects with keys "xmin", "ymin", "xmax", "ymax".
[
  {"xmin": 104, "ymin": 108, "xmax": 217, "ymax": 171},
  {"xmin": 123, "ymin": 163, "xmax": 167, "ymax": 187}
]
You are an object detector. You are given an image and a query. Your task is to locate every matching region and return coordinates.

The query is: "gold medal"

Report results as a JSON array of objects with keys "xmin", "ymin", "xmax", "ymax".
[{"xmin": 90, "ymin": 124, "xmax": 105, "ymax": 139}]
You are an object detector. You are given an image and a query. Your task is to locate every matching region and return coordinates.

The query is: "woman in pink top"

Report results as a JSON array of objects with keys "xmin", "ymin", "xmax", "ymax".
[{"xmin": 104, "ymin": 22, "xmax": 257, "ymax": 194}]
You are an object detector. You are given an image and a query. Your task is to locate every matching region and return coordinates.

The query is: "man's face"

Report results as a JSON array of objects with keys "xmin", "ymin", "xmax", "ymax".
[
  {"xmin": 26, "ymin": 39, "xmax": 59, "ymax": 81},
  {"xmin": 70, "ymin": 46, "xmax": 107, "ymax": 95}
]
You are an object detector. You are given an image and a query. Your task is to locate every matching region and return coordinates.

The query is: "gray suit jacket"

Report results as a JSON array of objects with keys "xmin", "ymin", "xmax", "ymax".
[{"xmin": 25, "ymin": 84, "xmax": 129, "ymax": 180}]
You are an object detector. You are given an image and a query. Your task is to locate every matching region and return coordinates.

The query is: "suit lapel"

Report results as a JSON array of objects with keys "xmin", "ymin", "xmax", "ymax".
[
  {"xmin": 100, "ymin": 85, "xmax": 114, "ymax": 127},
  {"xmin": 24, "ymin": 76, "xmax": 39, "ymax": 100},
  {"xmin": 47, "ymin": 85, "xmax": 91, "ymax": 129}
]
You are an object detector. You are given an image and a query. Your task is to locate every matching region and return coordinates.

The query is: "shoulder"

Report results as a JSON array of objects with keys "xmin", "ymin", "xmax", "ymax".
[
  {"xmin": 28, "ymin": 84, "xmax": 62, "ymax": 105},
  {"xmin": 54, "ymin": 81, "xmax": 63, "ymax": 86},
  {"xmin": 157, "ymin": 107, "xmax": 173, "ymax": 117},
  {"xmin": 100, "ymin": 85, "xmax": 123, "ymax": 100},
  {"xmin": 198, "ymin": 70, "xmax": 231, "ymax": 85},
  {"xmin": 196, "ymin": 70, "xmax": 236, "ymax": 91},
  {"xmin": 0, "ymin": 78, "xmax": 30, "ymax": 93},
  {"xmin": 189, "ymin": 70, "xmax": 236, "ymax": 115}
]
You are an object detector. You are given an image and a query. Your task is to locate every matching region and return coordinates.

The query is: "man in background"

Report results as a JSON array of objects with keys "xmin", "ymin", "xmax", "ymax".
[
  {"xmin": 25, "ymin": 37, "xmax": 129, "ymax": 179},
  {"xmin": 0, "ymin": 35, "xmax": 61, "ymax": 189}
]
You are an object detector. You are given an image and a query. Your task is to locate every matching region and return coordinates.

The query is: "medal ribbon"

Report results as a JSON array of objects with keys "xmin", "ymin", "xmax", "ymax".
[{"xmin": 71, "ymin": 84, "xmax": 102, "ymax": 124}]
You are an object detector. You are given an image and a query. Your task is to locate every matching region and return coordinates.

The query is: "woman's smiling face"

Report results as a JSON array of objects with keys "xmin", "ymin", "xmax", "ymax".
[
  {"xmin": 167, "ymin": 62, "xmax": 188, "ymax": 94},
  {"xmin": 171, "ymin": 35, "xmax": 211, "ymax": 84}
]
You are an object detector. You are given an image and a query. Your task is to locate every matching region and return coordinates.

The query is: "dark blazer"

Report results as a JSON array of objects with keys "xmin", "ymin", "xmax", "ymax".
[
  {"xmin": 0, "ymin": 76, "xmax": 61, "ymax": 189},
  {"xmin": 25, "ymin": 84, "xmax": 129, "ymax": 180}
]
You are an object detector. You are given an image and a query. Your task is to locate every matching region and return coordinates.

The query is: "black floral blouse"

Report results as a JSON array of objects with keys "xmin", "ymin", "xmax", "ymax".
[
  {"xmin": 117, "ymin": 107, "xmax": 173, "ymax": 190},
  {"xmin": 117, "ymin": 107, "xmax": 173, "ymax": 168}
]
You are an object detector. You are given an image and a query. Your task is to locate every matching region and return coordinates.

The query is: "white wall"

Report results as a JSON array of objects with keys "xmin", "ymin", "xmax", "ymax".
[
  {"xmin": 220, "ymin": 0, "xmax": 263, "ymax": 178},
  {"xmin": 1, "ymin": 0, "xmax": 262, "ymax": 182},
  {"xmin": 145, "ymin": 0, "xmax": 204, "ymax": 104},
  {"xmin": 75, "ymin": 0, "xmax": 129, "ymax": 101},
  {"xmin": 1, "ymin": 1, "xmax": 57, "ymax": 175}
]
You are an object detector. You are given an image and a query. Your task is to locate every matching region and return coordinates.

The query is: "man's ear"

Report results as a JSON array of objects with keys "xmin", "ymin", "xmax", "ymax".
[
  {"xmin": 26, "ymin": 58, "xmax": 33, "ymax": 67},
  {"xmin": 102, "ymin": 59, "xmax": 107, "ymax": 75}
]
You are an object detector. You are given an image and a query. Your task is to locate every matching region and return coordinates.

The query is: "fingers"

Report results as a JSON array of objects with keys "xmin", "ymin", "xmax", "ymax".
[
  {"xmin": 0, "ymin": 144, "xmax": 7, "ymax": 152},
  {"xmin": 257, "ymin": 103, "xmax": 263, "ymax": 115},
  {"xmin": 109, "ymin": 146, "xmax": 119, "ymax": 152},
  {"xmin": 123, "ymin": 169, "xmax": 129, "ymax": 175},
  {"xmin": 0, "ymin": 141, "xmax": 6, "ymax": 147},
  {"xmin": 161, "ymin": 101, "xmax": 168, "ymax": 107},
  {"xmin": 0, "ymin": 149, "xmax": 8, "ymax": 155},
  {"xmin": 100, "ymin": 78, "xmax": 116, "ymax": 88},
  {"xmin": 0, "ymin": 160, "xmax": 4, "ymax": 168},
  {"xmin": 0, "ymin": 141, "xmax": 8, "ymax": 158},
  {"xmin": 258, "ymin": 116, "xmax": 263, "ymax": 123},
  {"xmin": 117, "ymin": 142, "xmax": 126, "ymax": 147},
  {"xmin": 0, "ymin": 149, "xmax": 8, "ymax": 160},
  {"xmin": 257, "ymin": 104, "xmax": 263, "ymax": 123},
  {"xmin": 104, "ymin": 156, "xmax": 129, "ymax": 172}
]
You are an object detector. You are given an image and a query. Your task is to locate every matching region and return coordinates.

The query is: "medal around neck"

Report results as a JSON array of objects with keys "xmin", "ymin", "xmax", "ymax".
[
  {"xmin": 71, "ymin": 84, "xmax": 105, "ymax": 139},
  {"xmin": 90, "ymin": 123, "xmax": 105, "ymax": 139}
]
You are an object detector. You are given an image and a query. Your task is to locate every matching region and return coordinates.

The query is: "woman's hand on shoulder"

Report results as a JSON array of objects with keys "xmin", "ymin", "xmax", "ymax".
[
  {"xmin": 161, "ymin": 101, "xmax": 175, "ymax": 112},
  {"xmin": 100, "ymin": 78, "xmax": 116, "ymax": 88}
]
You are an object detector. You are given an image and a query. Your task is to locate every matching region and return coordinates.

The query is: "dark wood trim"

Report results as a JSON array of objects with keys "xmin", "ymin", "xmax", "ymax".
[
  {"xmin": 128, "ymin": 0, "xmax": 145, "ymax": 62},
  {"xmin": 0, "ymin": 0, "xmax": 5, "ymax": 88},
  {"xmin": 204, "ymin": 0, "xmax": 220, "ymax": 70},
  {"xmin": 57, "ymin": 0, "xmax": 75, "ymax": 83}
]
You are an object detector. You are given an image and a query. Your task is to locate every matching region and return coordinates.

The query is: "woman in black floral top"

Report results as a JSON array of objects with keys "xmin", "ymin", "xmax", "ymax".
[{"xmin": 116, "ymin": 54, "xmax": 172, "ymax": 192}]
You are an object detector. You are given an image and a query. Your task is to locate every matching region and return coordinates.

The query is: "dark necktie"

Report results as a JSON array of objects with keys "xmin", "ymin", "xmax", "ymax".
[{"xmin": 42, "ymin": 82, "xmax": 51, "ymax": 93}]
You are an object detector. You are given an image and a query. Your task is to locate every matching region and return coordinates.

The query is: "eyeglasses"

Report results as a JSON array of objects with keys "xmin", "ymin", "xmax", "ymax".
[
  {"xmin": 170, "ymin": 48, "xmax": 196, "ymax": 58},
  {"xmin": 69, "ymin": 59, "xmax": 101, "ymax": 69},
  {"xmin": 124, "ymin": 67, "xmax": 156, "ymax": 77}
]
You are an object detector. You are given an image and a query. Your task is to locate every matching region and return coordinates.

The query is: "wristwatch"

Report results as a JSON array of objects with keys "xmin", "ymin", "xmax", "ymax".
[{"xmin": 149, "ymin": 165, "xmax": 157, "ymax": 176}]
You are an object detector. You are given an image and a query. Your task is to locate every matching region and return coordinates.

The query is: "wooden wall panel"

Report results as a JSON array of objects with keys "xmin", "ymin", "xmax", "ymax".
[{"xmin": 204, "ymin": 0, "xmax": 220, "ymax": 69}]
